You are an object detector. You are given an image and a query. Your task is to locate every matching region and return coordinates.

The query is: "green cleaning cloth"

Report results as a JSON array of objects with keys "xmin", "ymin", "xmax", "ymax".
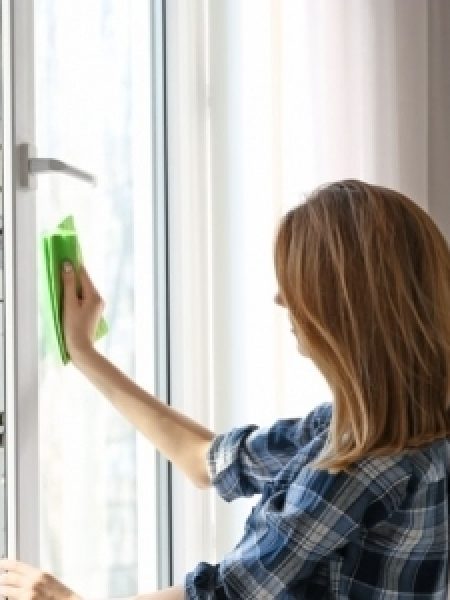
[{"xmin": 41, "ymin": 215, "xmax": 108, "ymax": 365}]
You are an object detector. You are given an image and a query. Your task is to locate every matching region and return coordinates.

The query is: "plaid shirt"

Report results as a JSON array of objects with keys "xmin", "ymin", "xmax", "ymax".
[{"xmin": 185, "ymin": 402, "xmax": 449, "ymax": 599}]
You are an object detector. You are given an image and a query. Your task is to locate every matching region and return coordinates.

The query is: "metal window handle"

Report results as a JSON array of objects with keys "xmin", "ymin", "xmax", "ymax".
[
  {"xmin": 30, "ymin": 158, "xmax": 96, "ymax": 185},
  {"xmin": 19, "ymin": 143, "xmax": 97, "ymax": 189}
]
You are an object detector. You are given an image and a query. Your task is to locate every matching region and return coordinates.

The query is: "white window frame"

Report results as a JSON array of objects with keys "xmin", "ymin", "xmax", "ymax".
[
  {"xmin": 2, "ymin": 0, "xmax": 39, "ymax": 565},
  {"xmin": 1, "ymin": 0, "xmax": 173, "ymax": 590},
  {"xmin": 164, "ymin": 0, "xmax": 216, "ymax": 583}
]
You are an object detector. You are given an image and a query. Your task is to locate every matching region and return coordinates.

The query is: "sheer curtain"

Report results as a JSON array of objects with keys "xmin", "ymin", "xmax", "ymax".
[{"xmin": 166, "ymin": 0, "xmax": 447, "ymax": 585}]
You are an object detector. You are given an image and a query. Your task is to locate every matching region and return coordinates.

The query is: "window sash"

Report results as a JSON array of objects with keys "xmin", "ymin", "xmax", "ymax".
[{"xmin": 1, "ymin": 0, "xmax": 173, "ymax": 591}]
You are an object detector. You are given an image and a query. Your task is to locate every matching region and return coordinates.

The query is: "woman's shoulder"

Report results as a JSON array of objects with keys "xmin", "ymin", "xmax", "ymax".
[
  {"xmin": 283, "ymin": 401, "xmax": 332, "ymax": 442},
  {"xmin": 310, "ymin": 401, "xmax": 333, "ymax": 432}
]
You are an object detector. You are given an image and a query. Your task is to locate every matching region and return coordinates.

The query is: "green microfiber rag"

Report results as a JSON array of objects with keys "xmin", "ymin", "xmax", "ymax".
[{"xmin": 41, "ymin": 215, "xmax": 108, "ymax": 365}]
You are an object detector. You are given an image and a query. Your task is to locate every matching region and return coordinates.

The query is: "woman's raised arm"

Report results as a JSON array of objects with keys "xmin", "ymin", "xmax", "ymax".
[{"xmin": 61, "ymin": 263, "xmax": 214, "ymax": 490}]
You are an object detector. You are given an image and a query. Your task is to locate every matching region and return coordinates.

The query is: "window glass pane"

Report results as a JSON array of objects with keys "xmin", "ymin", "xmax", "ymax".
[{"xmin": 35, "ymin": 2, "xmax": 156, "ymax": 597}]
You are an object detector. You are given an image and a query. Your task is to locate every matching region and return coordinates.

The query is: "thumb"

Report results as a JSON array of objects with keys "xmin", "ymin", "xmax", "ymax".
[{"xmin": 61, "ymin": 261, "xmax": 77, "ymax": 307}]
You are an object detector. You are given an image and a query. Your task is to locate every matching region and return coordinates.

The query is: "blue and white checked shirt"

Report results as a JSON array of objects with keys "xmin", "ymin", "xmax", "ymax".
[{"xmin": 185, "ymin": 402, "xmax": 449, "ymax": 599}]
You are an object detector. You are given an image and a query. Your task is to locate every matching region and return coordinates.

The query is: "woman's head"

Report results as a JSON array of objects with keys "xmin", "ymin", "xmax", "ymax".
[{"xmin": 274, "ymin": 179, "xmax": 450, "ymax": 474}]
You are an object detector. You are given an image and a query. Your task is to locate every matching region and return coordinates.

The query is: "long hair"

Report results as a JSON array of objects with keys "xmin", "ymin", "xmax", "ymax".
[{"xmin": 274, "ymin": 179, "xmax": 450, "ymax": 474}]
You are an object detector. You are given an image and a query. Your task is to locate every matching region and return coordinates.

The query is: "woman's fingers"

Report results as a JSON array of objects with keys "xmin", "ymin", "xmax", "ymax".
[
  {"xmin": 0, "ymin": 559, "xmax": 38, "ymax": 576},
  {"xmin": 61, "ymin": 263, "xmax": 104, "ymax": 314},
  {"xmin": 0, "ymin": 584, "xmax": 22, "ymax": 599},
  {"xmin": 78, "ymin": 265, "xmax": 104, "ymax": 305},
  {"xmin": 0, "ymin": 571, "xmax": 27, "ymax": 587},
  {"xmin": 61, "ymin": 262, "xmax": 103, "ymax": 305},
  {"xmin": 0, "ymin": 560, "xmax": 79, "ymax": 600},
  {"xmin": 61, "ymin": 262, "xmax": 78, "ymax": 308},
  {"xmin": 0, "ymin": 559, "xmax": 39, "ymax": 599},
  {"xmin": 59, "ymin": 263, "xmax": 106, "ymax": 362}
]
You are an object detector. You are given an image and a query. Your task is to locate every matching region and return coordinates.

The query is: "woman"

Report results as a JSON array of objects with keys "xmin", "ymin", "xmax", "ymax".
[{"xmin": 1, "ymin": 179, "xmax": 448, "ymax": 598}]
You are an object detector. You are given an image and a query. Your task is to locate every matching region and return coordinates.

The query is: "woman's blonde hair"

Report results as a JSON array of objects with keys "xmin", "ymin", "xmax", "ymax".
[{"xmin": 274, "ymin": 179, "xmax": 450, "ymax": 474}]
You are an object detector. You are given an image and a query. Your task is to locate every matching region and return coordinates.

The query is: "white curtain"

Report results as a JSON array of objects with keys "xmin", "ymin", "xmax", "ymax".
[
  {"xmin": 428, "ymin": 0, "xmax": 450, "ymax": 239},
  {"xmin": 166, "ymin": 0, "xmax": 448, "ymax": 586}
]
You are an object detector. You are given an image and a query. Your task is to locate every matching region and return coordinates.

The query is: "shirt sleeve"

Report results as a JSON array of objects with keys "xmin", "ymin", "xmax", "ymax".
[
  {"xmin": 206, "ymin": 402, "xmax": 332, "ymax": 502},
  {"xmin": 185, "ymin": 462, "xmax": 412, "ymax": 599}
]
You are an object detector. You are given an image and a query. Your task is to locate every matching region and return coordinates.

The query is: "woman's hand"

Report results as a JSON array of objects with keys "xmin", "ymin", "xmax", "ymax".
[
  {"xmin": 0, "ymin": 559, "xmax": 81, "ymax": 600},
  {"xmin": 61, "ymin": 262, "xmax": 105, "ymax": 366}
]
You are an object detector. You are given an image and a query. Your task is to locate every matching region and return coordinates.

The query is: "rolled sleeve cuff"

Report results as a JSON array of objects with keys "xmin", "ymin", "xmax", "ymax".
[
  {"xmin": 185, "ymin": 562, "xmax": 226, "ymax": 600},
  {"xmin": 206, "ymin": 425, "xmax": 258, "ymax": 502}
]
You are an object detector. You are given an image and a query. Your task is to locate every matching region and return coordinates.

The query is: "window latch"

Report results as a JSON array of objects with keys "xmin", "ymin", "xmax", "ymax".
[{"xmin": 18, "ymin": 143, "xmax": 97, "ymax": 189}]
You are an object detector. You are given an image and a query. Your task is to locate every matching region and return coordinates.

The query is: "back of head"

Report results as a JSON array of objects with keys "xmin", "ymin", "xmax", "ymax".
[{"xmin": 274, "ymin": 179, "xmax": 450, "ymax": 474}]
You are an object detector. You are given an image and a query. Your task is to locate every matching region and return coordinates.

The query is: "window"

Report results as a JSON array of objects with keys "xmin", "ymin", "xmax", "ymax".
[{"xmin": 35, "ymin": 2, "xmax": 157, "ymax": 596}]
